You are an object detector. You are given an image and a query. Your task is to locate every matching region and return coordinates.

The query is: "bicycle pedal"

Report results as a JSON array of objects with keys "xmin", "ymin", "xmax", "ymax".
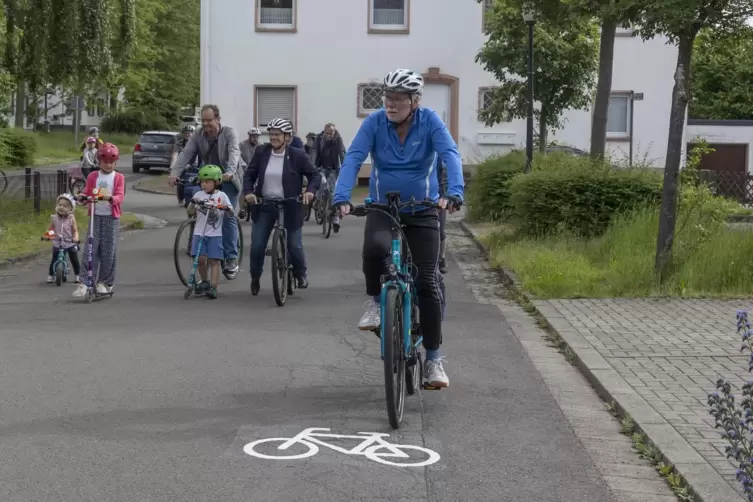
[{"xmin": 422, "ymin": 383, "xmax": 443, "ymax": 390}]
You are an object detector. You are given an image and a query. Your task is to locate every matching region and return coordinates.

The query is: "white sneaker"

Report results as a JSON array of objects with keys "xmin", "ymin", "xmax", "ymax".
[
  {"xmin": 96, "ymin": 283, "xmax": 109, "ymax": 294},
  {"xmin": 73, "ymin": 283, "xmax": 87, "ymax": 297},
  {"xmin": 45, "ymin": 275, "xmax": 54, "ymax": 283},
  {"xmin": 74, "ymin": 275, "xmax": 80, "ymax": 283},
  {"xmin": 358, "ymin": 299, "xmax": 380, "ymax": 331},
  {"xmin": 425, "ymin": 358, "xmax": 449, "ymax": 388}
]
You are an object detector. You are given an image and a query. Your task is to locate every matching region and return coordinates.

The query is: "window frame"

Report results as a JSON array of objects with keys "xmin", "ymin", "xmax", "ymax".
[
  {"xmin": 357, "ymin": 83, "xmax": 384, "ymax": 117},
  {"xmin": 606, "ymin": 91, "xmax": 631, "ymax": 140},
  {"xmin": 255, "ymin": 0, "xmax": 297, "ymax": 33},
  {"xmin": 254, "ymin": 85, "xmax": 298, "ymax": 130},
  {"xmin": 477, "ymin": 86, "xmax": 497, "ymax": 119},
  {"xmin": 482, "ymin": 0, "xmax": 494, "ymax": 31},
  {"xmin": 368, "ymin": 0, "xmax": 410, "ymax": 34}
]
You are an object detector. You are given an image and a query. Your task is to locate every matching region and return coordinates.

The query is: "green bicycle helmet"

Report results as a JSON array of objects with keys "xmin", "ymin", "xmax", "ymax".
[{"xmin": 198, "ymin": 164, "xmax": 222, "ymax": 181}]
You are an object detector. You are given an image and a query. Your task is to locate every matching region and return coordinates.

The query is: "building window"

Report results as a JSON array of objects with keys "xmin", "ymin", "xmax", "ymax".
[
  {"xmin": 369, "ymin": 0, "xmax": 409, "ymax": 33},
  {"xmin": 357, "ymin": 84, "xmax": 383, "ymax": 116},
  {"xmin": 478, "ymin": 87, "xmax": 495, "ymax": 116},
  {"xmin": 482, "ymin": 0, "xmax": 493, "ymax": 30},
  {"xmin": 256, "ymin": 0, "xmax": 296, "ymax": 32},
  {"xmin": 97, "ymin": 98, "xmax": 105, "ymax": 117},
  {"xmin": 607, "ymin": 93, "xmax": 630, "ymax": 138},
  {"xmin": 86, "ymin": 100, "xmax": 95, "ymax": 117},
  {"xmin": 255, "ymin": 86, "xmax": 296, "ymax": 128}
]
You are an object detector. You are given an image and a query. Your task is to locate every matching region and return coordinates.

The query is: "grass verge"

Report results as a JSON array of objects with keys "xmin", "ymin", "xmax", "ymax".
[
  {"xmin": 0, "ymin": 201, "xmax": 142, "ymax": 261},
  {"xmin": 9, "ymin": 130, "xmax": 139, "ymax": 168},
  {"xmin": 480, "ymin": 201, "xmax": 753, "ymax": 298}
]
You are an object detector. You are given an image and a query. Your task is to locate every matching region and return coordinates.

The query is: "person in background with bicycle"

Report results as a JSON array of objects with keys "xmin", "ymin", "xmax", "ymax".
[
  {"xmin": 168, "ymin": 105, "xmax": 244, "ymax": 277},
  {"xmin": 79, "ymin": 127, "xmax": 104, "ymax": 156},
  {"xmin": 242, "ymin": 118, "xmax": 319, "ymax": 295},
  {"xmin": 304, "ymin": 132, "xmax": 317, "ymax": 164},
  {"xmin": 81, "ymin": 136, "xmax": 99, "ymax": 179},
  {"xmin": 240, "ymin": 127, "xmax": 261, "ymax": 166},
  {"xmin": 186, "ymin": 165, "xmax": 233, "ymax": 299},
  {"xmin": 315, "ymin": 123, "xmax": 346, "ymax": 232},
  {"xmin": 44, "ymin": 193, "xmax": 81, "ymax": 284},
  {"xmin": 333, "ymin": 68, "xmax": 464, "ymax": 388},
  {"xmin": 436, "ymin": 158, "xmax": 448, "ymax": 274},
  {"xmin": 173, "ymin": 125, "xmax": 199, "ymax": 206}
]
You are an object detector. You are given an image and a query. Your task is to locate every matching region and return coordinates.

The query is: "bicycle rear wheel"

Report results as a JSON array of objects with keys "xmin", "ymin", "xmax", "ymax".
[
  {"xmin": 174, "ymin": 219, "xmax": 196, "ymax": 286},
  {"xmin": 383, "ymin": 287, "xmax": 406, "ymax": 429},
  {"xmin": 271, "ymin": 229, "xmax": 288, "ymax": 306}
]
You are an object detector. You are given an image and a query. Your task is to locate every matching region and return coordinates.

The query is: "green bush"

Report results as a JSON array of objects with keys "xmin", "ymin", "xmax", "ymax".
[
  {"xmin": 509, "ymin": 161, "xmax": 662, "ymax": 237},
  {"xmin": 467, "ymin": 151, "xmax": 525, "ymax": 221},
  {"xmin": 0, "ymin": 128, "xmax": 37, "ymax": 167},
  {"xmin": 100, "ymin": 108, "xmax": 172, "ymax": 134}
]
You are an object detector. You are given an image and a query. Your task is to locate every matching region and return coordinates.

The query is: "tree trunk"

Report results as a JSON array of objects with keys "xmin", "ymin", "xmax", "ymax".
[
  {"xmin": 654, "ymin": 34, "xmax": 694, "ymax": 280},
  {"xmin": 590, "ymin": 18, "xmax": 617, "ymax": 159},
  {"xmin": 538, "ymin": 112, "xmax": 547, "ymax": 152},
  {"xmin": 13, "ymin": 81, "xmax": 24, "ymax": 128}
]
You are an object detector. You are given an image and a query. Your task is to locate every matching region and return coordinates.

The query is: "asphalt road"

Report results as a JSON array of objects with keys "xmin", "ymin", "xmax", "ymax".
[{"xmin": 0, "ymin": 185, "xmax": 617, "ymax": 501}]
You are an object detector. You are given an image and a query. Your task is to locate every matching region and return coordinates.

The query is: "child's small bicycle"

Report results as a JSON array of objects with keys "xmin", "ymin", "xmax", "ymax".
[
  {"xmin": 41, "ymin": 230, "xmax": 79, "ymax": 286},
  {"xmin": 80, "ymin": 189, "xmax": 115, "ymax": 303},
  {"xmin": 184, "ymin": 199, "xmax": 233, "ymax": 299},
  {"xmin": 67, "ymin": 164, "xmax": 87, "ymax": 195}
]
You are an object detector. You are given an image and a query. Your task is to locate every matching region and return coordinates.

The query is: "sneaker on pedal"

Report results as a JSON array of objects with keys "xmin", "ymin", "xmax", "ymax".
[
  {"xmin": 425, "ymin": 358, "xmax": 449, "ymax": 388},
  {"xmin": 206, "ymin": 286, "xmax": 218, "ymax": 299},
  {"xmin": 224, "ymin": 258, "xmax": 239, "ymax": 273},
  {"xmin": 358, "ymin": 299, "xmax": 380, "ymax": 331},
  {"xmin": 96, "ymin": 283, "xmax": 109, "ymax": 295},
  {"xmin": 45, "ymin": 275, "xmax": 54, "ymax": 283}
]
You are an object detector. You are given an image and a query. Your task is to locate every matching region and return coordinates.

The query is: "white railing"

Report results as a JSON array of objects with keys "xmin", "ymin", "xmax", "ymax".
[
  {"xmin": 259, "ymin": 7, "xmax": 293, "ymax": 25},
  {"xmin": 373, "ymin": 8, "xmax": 405, "ymax": 26}
]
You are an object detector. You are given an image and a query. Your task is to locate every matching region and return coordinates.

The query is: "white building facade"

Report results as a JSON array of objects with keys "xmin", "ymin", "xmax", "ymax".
[{"xmin": 200, "ymin": 0, "xmax": 680, "ymax": 168}]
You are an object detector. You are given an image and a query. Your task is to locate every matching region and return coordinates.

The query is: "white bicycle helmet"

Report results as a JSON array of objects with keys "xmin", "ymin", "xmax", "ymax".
[
  {"xmin": 267, "ymin": 118, "xmax": 293, "ymax": 134},
  {"xmin": 383, "ymin": 69, "xmax": 424, "ymax": 95},
  {"xmin": 248, "ymin": 127, "xmax": 261, "ymax": 135},
  {"xmin": 57, "ymin": 193, "xmax": 76, "ymax": 209}
]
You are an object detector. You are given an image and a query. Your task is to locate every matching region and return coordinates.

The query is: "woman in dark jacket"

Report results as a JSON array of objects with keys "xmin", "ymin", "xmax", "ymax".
[{"xmin": 243, "ymin": 118, "xmax": 320, "ymax": 295}]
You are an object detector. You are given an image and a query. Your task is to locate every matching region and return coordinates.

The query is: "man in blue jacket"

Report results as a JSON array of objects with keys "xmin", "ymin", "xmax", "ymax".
[
  {"xmin": 243, "ymin": 118, "xmax": 320, "ymax": 294},
  {"xmin": 333, "ymin": 68, "xmax": 464, "ymax": 388}
]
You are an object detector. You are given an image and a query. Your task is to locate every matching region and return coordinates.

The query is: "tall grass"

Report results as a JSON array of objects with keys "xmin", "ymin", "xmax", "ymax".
[{"xmin": 484, "ymin": 192, "xmax": 753, "ymax": 298}]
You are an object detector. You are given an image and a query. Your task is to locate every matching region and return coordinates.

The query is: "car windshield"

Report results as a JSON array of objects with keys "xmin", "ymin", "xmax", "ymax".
[
  {"xmin": 180, "ymin": 116, "xmax": 196, "ymax": 122},
  {"xmin": 139, "ymin": 134, "xmax": 175, "ymax": 144}
]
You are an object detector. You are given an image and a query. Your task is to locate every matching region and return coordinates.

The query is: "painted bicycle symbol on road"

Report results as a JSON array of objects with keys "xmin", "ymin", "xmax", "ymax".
[{"xmin": 243, "ymin": 427, "xmax": 440, "ymax": 467}]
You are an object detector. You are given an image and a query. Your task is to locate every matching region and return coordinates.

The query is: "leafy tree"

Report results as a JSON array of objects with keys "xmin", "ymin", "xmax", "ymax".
[
  {"xmin": 689, "ymin": 27, "xmax": 753, "ymax": 120},
  {"xmin": 618, "ymin": 0, "xmax": 753, "ymax": 277},
  {"xmin": 476, "ymin": 0, "xmax": 599, "ymax": 150}
]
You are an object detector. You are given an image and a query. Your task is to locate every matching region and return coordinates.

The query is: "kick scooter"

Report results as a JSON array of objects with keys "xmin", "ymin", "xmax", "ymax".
[
  {"xmin": 184, "ymin": 199, "xmax": 232, "ymax": 299},
  {"xmin": 81, "ymin": 189, "xmax": 115, "ymax": 303}
]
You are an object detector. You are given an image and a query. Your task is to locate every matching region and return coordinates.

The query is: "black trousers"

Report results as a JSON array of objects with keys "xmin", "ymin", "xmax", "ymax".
[
  {"xmin": 362, "ymin": 208, "xmax": 442, "ymax": 350},
  {"xmin": 439, "ymin": 208, "xmax": 446, "ymax": 241},
  {"xmin": 49, "ymin": 246, "xmax": 80, "ymax": 276}
]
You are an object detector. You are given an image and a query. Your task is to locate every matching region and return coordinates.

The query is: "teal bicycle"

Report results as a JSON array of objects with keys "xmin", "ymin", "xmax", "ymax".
[{"xmin": 347, "ymin": 192, "xmax": 454, "ymax": 429}]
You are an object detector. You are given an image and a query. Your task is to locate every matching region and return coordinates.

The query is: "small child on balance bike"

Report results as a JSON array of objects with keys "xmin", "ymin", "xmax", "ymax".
[{"xmin": 43, "ymin": 193, "xmax": 81, "ymax": 284}]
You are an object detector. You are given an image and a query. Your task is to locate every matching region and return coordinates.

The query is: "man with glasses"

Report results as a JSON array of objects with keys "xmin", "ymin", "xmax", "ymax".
[
  {"xmin": 333, "ymin": 68, "xmax": 464, "ymax": 388},
  {"xmin": 168, "ymin": 104, "xmax": 243, "ymax": 277},
  {"xmin": 315, "ymin": 123, "xmax": 346, "ymax": 232}
]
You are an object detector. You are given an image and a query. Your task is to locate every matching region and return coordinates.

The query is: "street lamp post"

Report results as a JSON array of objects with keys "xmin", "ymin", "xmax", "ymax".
[{"xmin": 522, "ymin": 6, "xmax": 535, "ymax": 173}]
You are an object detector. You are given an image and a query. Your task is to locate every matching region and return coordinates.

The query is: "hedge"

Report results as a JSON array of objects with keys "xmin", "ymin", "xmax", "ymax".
[
  {"xmin": 0, "ymin": 128, "xmax": 36, "ymax": 167},
  {"xmin": 467, "ymin": 151, "xmax": 525, "ymax": 221},
  {"xmin": 509, "ymin": 164, "xmax": 662, "ymax": 237},
  {"xmin": 100, "ymin": 108, "xmax": 172, "ymax": 134}
]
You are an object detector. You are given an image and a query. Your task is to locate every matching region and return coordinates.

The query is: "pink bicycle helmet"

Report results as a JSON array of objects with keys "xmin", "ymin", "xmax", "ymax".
[
  {"xmin": 98, "ymin": 143, "xmax": 119, "ymax": 162},
  {"xmin": 85, "ymin": 136, "xmax": 97, "ymax": 144}
]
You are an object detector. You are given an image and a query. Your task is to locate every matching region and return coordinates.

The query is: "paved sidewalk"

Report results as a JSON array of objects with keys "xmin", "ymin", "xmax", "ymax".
[{"xmin": 461, "ymin": 218, "xmax": 749, "ymax": 501}]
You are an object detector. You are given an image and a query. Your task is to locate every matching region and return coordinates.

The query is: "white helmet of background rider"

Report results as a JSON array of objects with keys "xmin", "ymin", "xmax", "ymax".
[
  {"xmin": 382, "ymin": 68, "xmax": 424, "ymax": 95},
  {"xmin": 248, "ymin": 127, "xmax": 261, "ymax": 135},
  {"xmin": 267, "ymin": 118, "xmax": 294, "ymax": 134}
]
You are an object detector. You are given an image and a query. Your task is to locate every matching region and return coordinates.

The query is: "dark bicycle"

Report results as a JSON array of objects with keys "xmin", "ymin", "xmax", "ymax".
[
  {"xmin": 173, "ymin": 177, "xmax": 244, "ymax": 285},
  {"xmin": 346, "ymin": 192, "xmax": 457, "ymax": 429},
  {"xmin": 314, "ymin": 168, "xmax": 338, "ymax": 238},
  {"xmin": 246, "ymin": 195, "xmax": 303, "ymax": 307}
]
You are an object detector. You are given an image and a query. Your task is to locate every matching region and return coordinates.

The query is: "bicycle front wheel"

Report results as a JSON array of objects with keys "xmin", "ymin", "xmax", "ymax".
[
  {"xmin": 383, "ymin": 287, "xmax": 406, "ymax": 429},
  {"xmin": 271, "ymin": 229, "xmax": 288, "ymax": 306},
  {"xmin": 174, "ymin": 219, "xmax": 196, "ymax": 286}
]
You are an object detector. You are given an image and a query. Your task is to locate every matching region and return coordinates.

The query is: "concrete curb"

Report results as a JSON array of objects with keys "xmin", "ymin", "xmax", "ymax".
[
  {"xmin": 132, "ymin": 178, "xmax": 173, "ymax": 196},
  {"xmin": 0, "ymin": 219, "xmax": 144, "ymax": 271},
  {"xmin": 458, "ymin": 219, "xmax": 744, "ymax": 502}
]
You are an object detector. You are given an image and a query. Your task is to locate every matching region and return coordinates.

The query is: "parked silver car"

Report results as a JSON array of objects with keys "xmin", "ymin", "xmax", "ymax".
[{"xmin": 132, "ymin": 131, "xmax": 179, "ymax": 173}]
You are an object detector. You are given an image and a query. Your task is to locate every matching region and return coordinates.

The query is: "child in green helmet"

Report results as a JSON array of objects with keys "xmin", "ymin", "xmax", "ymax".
[{"xmin": 187, "ymin": 164, "xmax": 233, "ymax": 299}]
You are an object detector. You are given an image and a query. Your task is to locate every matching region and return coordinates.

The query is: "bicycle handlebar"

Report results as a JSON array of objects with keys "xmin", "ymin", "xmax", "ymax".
[
  {"xmin": 246, "ymin": 195, "xmax": 304, "ymax": 207},
  {"xmin": 192, "ymin": 198, "xmax": 233, "ymax": 211},
  {"xmin": 342, "ymin": 196, "xmax": 461, "ymax": 217}
]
